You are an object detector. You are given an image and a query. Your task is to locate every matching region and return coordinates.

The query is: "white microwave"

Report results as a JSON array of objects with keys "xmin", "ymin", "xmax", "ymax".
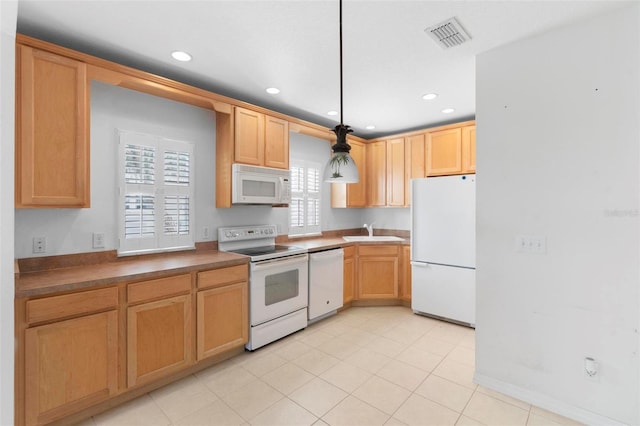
[{"xmin": 232, "ymin": 164, "xmax": 291, "ymax": 205}]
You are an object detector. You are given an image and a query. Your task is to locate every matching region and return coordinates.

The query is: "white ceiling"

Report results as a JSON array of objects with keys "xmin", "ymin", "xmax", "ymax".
[{"xmin": 16, "ymin": 0, "xmax": 630, "ymax": 138}]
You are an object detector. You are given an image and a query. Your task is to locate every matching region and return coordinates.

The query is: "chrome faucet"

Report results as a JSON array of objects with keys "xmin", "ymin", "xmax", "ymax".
[{"xmin": 363, "ymin": 223, "xmax": 374, "ymax": 237}]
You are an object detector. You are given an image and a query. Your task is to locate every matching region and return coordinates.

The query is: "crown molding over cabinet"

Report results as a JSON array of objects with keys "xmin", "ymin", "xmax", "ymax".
[{"xmin": 14, "ymin": 34, "xmax": 474, "ymax": 210}]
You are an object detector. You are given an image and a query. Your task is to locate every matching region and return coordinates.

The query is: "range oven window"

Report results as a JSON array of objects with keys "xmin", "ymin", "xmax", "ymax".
[{"xmin": 264, "ymin": 270, "xmax": 300, "ymax": 306}]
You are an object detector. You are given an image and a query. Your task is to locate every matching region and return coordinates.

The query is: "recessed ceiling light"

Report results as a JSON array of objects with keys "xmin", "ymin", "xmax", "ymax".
[
  {"xmin": 266, "ymin": 87, "xmax": 280, "ymax": 95},
  {"xmin": 171, "ymin": 51, "xmax": 192, "ymax": 62},
  {"xmin": 422, "ymin": 93, "xmax": 438, "ymax": 100},
  {"xmin": 327, "ymin": 111, "xmax": 338, "ymax": 116},
  {"xmin": 442, "ymin": 108, "xmax": 455, "ymax": 114},
  {"xmin": 365, "ymin": 125, "xmax": 376, "ymax": 130}
]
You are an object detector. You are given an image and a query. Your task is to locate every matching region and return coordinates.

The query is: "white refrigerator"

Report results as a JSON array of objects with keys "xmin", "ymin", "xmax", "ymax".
[{"xmin": 411, "ymin": 175, "xmax": 476, "ymax": 326}]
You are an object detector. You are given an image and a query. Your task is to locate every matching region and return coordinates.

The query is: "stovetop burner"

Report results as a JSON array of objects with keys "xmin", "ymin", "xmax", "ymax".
[{"xmin": 217, "ymin": 225, "xmax": 307, "ymax": 261}]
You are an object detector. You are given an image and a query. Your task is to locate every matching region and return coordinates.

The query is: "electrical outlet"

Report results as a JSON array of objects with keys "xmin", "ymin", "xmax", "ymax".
[
  {"xmin": 33, "ymin": 237, "xmax": 46, "ymax": 254},
  {"xmin": 93, "ymin": 232, "xmax": 105, "ymax": 249},
  {"xmin": 584, "ymin": 357, "xmax": 599, "ymax": 382},
  {"xmin": 203, "ymin": 227, "xmax": 210, "ymax": 240},
  {"xmin": 515, "ymin": 235, "xmax": 546, "ymax": 254}
]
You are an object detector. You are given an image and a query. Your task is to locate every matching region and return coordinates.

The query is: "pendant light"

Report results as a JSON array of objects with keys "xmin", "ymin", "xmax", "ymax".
[{"xmin": 323, "ymin": 0, "xmax": 360, "ymax": 183}]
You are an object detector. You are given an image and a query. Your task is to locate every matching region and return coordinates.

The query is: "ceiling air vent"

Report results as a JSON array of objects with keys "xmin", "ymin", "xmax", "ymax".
[{"xmin": 425, "ymin": 17, "xmax": 471, "ymax": 49}]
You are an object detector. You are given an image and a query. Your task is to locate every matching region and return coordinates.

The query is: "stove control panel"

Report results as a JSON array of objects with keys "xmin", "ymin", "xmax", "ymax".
[{"xmin": 218, "ymin": 225, "xmax": 277, "ymax": 242}]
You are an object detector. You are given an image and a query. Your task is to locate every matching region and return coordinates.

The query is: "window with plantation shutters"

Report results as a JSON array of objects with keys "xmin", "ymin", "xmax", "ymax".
[
  {"xmin": 118, "ymin": 130, "xmax": 194, "ymax": 255},
  {"xmin": 289, "ymin": 161, "xmax": 321, "ymax": 236}
]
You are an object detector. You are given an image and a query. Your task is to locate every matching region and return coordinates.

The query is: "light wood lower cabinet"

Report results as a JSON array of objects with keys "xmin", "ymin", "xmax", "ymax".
[
  {"xmin": 343, "ymin": 245, "xmax": 356, "ymax": 304},
  {"xmin": 357, "ymin": 245, "xmax": 399, "ymax": 299},
  {"xmin": 23, "ymin": 288, "xmax": 118, "ymax": 426},
  {"xmin": 399, "ymin": 245, "xmax": 412, "ymax": 302},
  {"xmin": 126, "ymin": 274, "xmax": 193, "ymax": 387},
  {"xmin": 196, "ymin": 264, "xmax": 249, "ymax": 359}
]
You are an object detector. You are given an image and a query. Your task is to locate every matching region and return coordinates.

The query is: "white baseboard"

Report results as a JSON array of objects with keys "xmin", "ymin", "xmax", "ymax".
[{"xmin": 473, "ymin": 373, "xmax": 629, "ymax": 426}]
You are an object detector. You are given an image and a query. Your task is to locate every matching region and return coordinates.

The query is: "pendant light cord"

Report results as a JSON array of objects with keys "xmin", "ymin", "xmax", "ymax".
[{"xmin": 339, "ymin": 0, "xmax": 344, "ymax": 125}]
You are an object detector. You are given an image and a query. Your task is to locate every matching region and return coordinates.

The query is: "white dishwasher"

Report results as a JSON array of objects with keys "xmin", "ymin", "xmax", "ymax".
[{"xmin": 308, "ymin": 248, "xmax": 344, "ymax": 322}]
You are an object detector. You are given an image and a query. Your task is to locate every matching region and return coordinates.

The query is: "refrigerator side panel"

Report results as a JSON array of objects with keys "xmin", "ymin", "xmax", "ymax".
[
  {"xmin": 411, "ymin": 262, "xmax": 476, "ymax": 325},
  {"xmin": 411, "ymin": 176, "xmax": 476, "ymax": 268}
]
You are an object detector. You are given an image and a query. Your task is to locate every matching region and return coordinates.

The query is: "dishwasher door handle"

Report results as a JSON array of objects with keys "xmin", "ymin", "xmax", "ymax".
[{"xmin": 310, "ymin": 248, "xmax": 344, "ymax": 261}]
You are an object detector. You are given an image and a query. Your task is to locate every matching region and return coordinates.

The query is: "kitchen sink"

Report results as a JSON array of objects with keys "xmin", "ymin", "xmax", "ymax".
[{"xmin": 342, "ymin": 235, "xmax": 405, "ymax": 242}]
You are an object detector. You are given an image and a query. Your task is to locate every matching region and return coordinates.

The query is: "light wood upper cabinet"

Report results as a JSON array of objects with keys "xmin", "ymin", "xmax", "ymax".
[
  {"xmin": 462, "ymin": 125, "xmax": 476, "ymax": 173},
  {"xmin": 367, "ymin": 141, "xmax": 387, "ymax": 207},
  {"xmin": 234, "ymin": 106, "xmax": 289, "ymax": 169},
  {"xmin": 426, "ymin": 127, "xmax": 463, "ymax": 176},
  {"xmin": 347, "ymin": 140, "xmax": 367, "ymax": 207},
  {"xmin": 357, "ymin": 245, "xmax": 399, "ymax": 299},
  {"xmin": 386, "ymin": 138, "xmax": 405, "ymax": 207},
  {"xmin": 405, "ymin": 133, "xmax": 426, "ymax": 205},
  {"xmin": 24, "ymin": 288, "xmax": 118, "ymax": 426},
  {"xmin": 126, "ymin": 274, "xmax": 193, "ymax": 387},
  {"xmin": 330, "ymin": 140, "xmax": 367, "ymax": 208},
  {"xmin": 16, "ymin": 44, "xmax": 90, "ymax": 208},
  {"xmin": 265, "ymin": 116, "xmax": 289, "ymax": 169},
  {"xmin": 234, "ymin": 107, "xmax": 265, "ymax": 166},
  {"xmin": 196, "ymin": 265, "xmax": 249, "ymax": 360}
]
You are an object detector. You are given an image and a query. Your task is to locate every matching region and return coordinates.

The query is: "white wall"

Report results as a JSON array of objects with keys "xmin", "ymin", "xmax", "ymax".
[
  {"xmin": 289, "ymin": 132, "xmax": 362, "ymax": 234},
  {"xmin": 14, "ymin": 82, "xmax": 292, "ymax": 258},
  {"xmin": 363, "ymin": 207, "xmax": 410, "ymax": 232},
  {"xmin": 0, "ymin": 1, "xmax": 16, "ymax": 424},
  {"xmin": 14, "ymin": 84, "xmax": 373, "ymax": 258},
  {"xmin": 475, "ymin": 4, "xmax": 640, "ymax": 425}
]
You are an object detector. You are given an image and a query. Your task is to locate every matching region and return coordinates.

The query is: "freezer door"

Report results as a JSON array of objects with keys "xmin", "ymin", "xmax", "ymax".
[
  {"xmin": 411, "ymin": 262, "xmax": 475, "ymax": 326},
  {"xmin": 411, "ymin": 175, "xmax": 475, "ymax": 268}
]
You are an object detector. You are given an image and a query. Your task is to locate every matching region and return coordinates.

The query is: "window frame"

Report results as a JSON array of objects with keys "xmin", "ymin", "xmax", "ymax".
[
  {"xmin": 289, "ymin": 160, "xmax": 322, "ymax": 237},
  {"xmin": 117, "ymin": 129, "xmax": 195, "ymax": 256}
]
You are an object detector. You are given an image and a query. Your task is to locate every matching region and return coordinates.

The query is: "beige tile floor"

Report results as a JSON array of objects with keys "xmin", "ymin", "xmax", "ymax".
[{"xmin": 81, "ymin": 306, "xmax": 583, "ymax": 426}]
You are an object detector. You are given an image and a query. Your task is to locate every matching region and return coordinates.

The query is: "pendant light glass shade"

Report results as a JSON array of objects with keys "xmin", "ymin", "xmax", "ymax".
[
  {"xmin": 323, "ymin": 124, "xmax": 360, "ymax": 183},
  {"xmin": 323, "ymin": 0, "xmax": 360, "ymax": 183}
]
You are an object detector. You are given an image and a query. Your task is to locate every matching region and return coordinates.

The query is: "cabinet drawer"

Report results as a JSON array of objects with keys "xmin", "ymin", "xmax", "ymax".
[
  {"xmin": 26, "ymin": 287, "xmax": 118, "ymax": 325},
  {"xmin": 358, "ymin": 245, "xmax": 399, "ymax": 257},
  {"xmin": 343, "ymin": 245, "xmax": 356, "ymax": 258},
  {"xmin": 197, "ymin": 265, "xmax": 248, "ymax": 290},
  {"xmin": 128, "ymin": 274, "xmax": 191, "ymax": 305}
]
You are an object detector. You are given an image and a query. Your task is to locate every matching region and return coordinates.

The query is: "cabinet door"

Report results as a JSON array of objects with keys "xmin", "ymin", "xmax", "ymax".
[
  {"xmin": 330, "ymin": 140, "xmax": 367, "ymax": 208},
  {"xmin": 426, "ymin": 128, "xmax": 463, "ymax": 176},
  {"xmin": 347, "ymin": 140, "xmax": 367, "ymax": 207},
  {"xmin": 264, "ymin": 116, "xmax": 289, "ymax": 169},
  {"xmin": 358, "ymin": 256, "xmax": 398, "ymax": 299},
  {"xmin": 127, "ymin": 294, "xmax": 192, "ymax": 387},
  {"xmin": 25, "ymin": 311, "xmax": 118, "ymax": 426},
  {"xmin": 386, "ymin": 138, "xmax": 405, "ymax": 206},
  {"xmin": 405, "ymin": 133, "xmax": 426, "ymax": 205},
  {"xmin": 462, "ymin": 125, "xmax": 476, "ymax": 173},
  {"xmin": 366, "ymin": 141, "xmax": 386, "ymax": 206},
  {"xmin": 343, "ymin": 247, "xmax": 356, "ymax": 303},
  {"xmin": 399, "ymin": 245, "xmax": 412, "ymax": 301},
  {"xmin": 17, "ymin": 45, "xmax": 89, "ymax": 207},
  {"xmin": 357, "ymin": 245, "xmax": 399, "ymax": 299},
  {"xmin": 234, "ymin": 107, "xmax": 265, "ymax": 166},
  {"xmin": 196, "ymin": 282, "xmax": 248, "ymax": 360}
]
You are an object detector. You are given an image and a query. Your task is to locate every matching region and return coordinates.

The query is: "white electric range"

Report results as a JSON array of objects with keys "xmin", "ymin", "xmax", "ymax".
[{"xmin": 218, "ymin": 225, "xmax": 308, "ymax": 350}]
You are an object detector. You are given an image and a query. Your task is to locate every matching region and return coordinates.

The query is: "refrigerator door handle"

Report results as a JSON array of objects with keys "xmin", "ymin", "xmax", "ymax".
[{"xmin": 410, "ymin": 261, "xmax": 430, "ymax": 267}]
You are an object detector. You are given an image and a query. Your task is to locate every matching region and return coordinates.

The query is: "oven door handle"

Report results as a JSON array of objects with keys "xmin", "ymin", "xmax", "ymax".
[{"xmin": 251, "ymin": 253, "xmax": 309, "ymax": 270}]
